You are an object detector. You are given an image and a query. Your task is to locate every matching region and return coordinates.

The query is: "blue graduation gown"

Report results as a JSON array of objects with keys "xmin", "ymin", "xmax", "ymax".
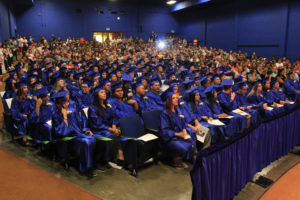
[
  {"xmin": 88, "ymin": 105, "xmax": 119, "ymax": 161},
  {"xmin": 146, "ymin": 90, "xmax": 164, "ymax": 110},
  {"xmin": 283, "ymin": 79, "xmax": 299, "ymax": 100},
  {"xmin": 52, "ymin": 109, "xmax": 96, "ymax": 173},
  {"xmin": 179, "ymin": 102, "xmax": 224, "ymax": 144},
  {"xmin": 160, "ymin": 110, "xmax": 195, "ymax": 159},
  {"xmin": 235, "ymin": 93, "xmax": 261, "ymax": 126},
  {"xmin": 88, "ymin": 105, "xmax": 118, "ymax": 137},
  {"xmin": 108, "ymin": 98, "xmax": 136, "ymax": 120},
  {"xmin": 132, "ymin": 94, "xmax": 151, "ymax": 114},
  {"xmin": 75, "ymin": 91, "xmax": 93, "ymax": 110},
  {"xmin": 204, "ymin": 100, "xmax": 241, "ymax": 137},
  {"xmin": 218, "ymin": 91, "xmax": 248, "ymax": 130},
  {"xmin": 11, "ymin": 96, "xmax": 35, "ymax": 136},
  {"xmin": 30, "ymin": 101, "xmax": 56, "ymax": 141}
]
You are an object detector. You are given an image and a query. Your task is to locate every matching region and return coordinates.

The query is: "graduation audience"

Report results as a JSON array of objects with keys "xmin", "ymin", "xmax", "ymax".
[{"xmin": 1, "ymin": 34, "xmax": 299, "ymax": 174}]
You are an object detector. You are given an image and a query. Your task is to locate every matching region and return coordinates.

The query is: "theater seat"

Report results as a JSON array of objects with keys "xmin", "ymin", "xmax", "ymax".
[
  {"xmin": 142, "ymin": 109, "xmax": 162, "ymax": 135},
  {"xmin": 119, "ymin": 114, "xmax": 159, "ymax": 177}
]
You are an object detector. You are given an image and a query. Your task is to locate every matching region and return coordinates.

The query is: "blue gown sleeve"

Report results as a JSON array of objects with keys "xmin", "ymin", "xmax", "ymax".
[
  {"xmin": 87, "ymin": 106, "xmax": 110, "ymax": 131},
  {"xmin": 52, "ymin": 111, "xmax": 72, "ymax": 137},
  {"xmin": 160, "ymin": 111, "xmax": 176, "ymax": 142}
]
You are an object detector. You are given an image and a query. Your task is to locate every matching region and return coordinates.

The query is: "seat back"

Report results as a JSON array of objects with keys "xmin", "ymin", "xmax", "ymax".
[
  {"xmin": 142, "ymin": 109, "xmax": 162, "ymax": 131},
  {"xmin": 120, "ymin": 114, "xmax": 144, "ymax": 138}
]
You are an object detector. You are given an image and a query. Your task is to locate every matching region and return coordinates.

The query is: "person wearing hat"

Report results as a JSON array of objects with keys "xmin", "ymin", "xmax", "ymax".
[
  {"xmin": 198, "ymin": 76, "xmax": 210, "ymax": 98},
  {"xmin": 50, "ymin": 77, "xmax": 68, "ymax": 100},
  {"xmin": 132, "ymin": 82, "xmax": 151, "ymax": 114},
  {"xmin": 11, "ymin": 81, "xmax": 35, "ymax": 146},
  {"xmin": 218, "ymin": 79, "xmax": 249, "ymax": 130},
  {"xmin": 88, "ymin": 87, "xmax": 124, "ymax": 166},
  {"xmin": 204, "ymin": 85, "xmax": 241, "ymax": 139},
  {"xmin": 52, "ymin": 90, "xmax": 97, "ymax": 177},
  {"xmin": 235, "ymin": 81, "xmax": 261, "ymax": 126},
  {"xmin": 160, "ymin": 91, "xmax": 196, "ymax": 169},
  {"xmin": 108, "ymin": 83, "xmax": 136, "ymax": 120},
  {"xmin": 75, "ymin": 79, "xmax": 93, "ymax": 110},
  {"xmin": 146, "ymin": 79, "xmax": 164, "ymax": 110},
  {"xmin": 247, "ymin": 82, "xmax": 268, "ymax": 109},
  {"xmin": 177, "ymin": 87, "xmax": 212, "ymax": 149},
  {"xmin": 3, "ymin": 72, "xmax": 18, "ymax": 99},
  {"xmin": 283, "ymin": 72, "xmax": 300, "ymax": 101},
  {"xmin": 30, "ymin": 87, "xmax": 55, "ymax": 141}
]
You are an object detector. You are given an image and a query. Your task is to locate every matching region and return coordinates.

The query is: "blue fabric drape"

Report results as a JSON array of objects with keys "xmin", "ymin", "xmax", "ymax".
[{"xmin": 191, "ymin": 108, "xmax": 300, "ymax": 200}]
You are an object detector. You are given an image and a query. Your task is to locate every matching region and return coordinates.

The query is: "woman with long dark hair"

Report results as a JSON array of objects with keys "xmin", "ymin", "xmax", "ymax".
[
  {"xmin": 160, "ymin": 91, "xmax": 195, "ymax": 169},
  {"xmin": 11, "ymin": 81, "xmax": 35, "ymax": 145},
  {"xmin": 88, "ymin": 88, "xmax": 124, "ymax": 165}
]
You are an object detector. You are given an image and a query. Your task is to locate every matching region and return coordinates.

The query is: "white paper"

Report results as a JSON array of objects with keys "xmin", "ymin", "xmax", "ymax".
[
  {"xmin": 219, "ymin": 115, "xmax": 234, "ymax": 119},
  {"xmin": 266, "ymin": 107, "xmax": 274, "ymax": 111},
  {"xmin": 184, "ymin": 134, "xmax": 191, "ymax": 140},
  {"xmin": 108, "ymin": 162, "xmax": 122, "ymax": 170},
  {"xmin": 161, "ymin": 84, "xmax": 169, "ymax": 92},
  {"xmin": 5, "ymin": 98, "xmax": 13, "ymax": 110},
  {"xmin": 0, "ymin": 91, "xmax": 5, "ymax": 98},
  {"xmin": 196, "ymin": 135, "xmax": 206, "ymax": 143},
  {"xmin": 272, "ymin": 104, "xmax": 283, "ymax": 108},
  {"xmin": 232, "ymin": 109, "xmax": 248, "ymax": 116},
  {"xmin": 46, "ymin": 120, "xmax": 52, "ymax": 126},
  {"xmin": 208, "ymin": 119, "xmax": 225, "ymax": 126},
  {"xmin": 289, "ymin": 102, "xmax": 295, "ymax": 105},
  {"xmin": 82, "ymin": 107, "xmax": 89, "ymax": 118},
  {"xmin": 136, "ymin": 133, "xmax": 158, "ymax": 142}
]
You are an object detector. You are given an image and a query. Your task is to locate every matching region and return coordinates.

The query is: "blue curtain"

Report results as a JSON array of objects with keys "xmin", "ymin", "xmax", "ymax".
[{"xmin": 191, "ymin": 108, "xmax": 300, "ymax": 200}]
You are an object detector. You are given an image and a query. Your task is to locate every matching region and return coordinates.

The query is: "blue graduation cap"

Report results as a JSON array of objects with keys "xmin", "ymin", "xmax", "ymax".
[
  {"xmin": 52, "ymin": 90, "xmax": 69, "ymax": 103},
  {"xmin": 236, "ymin": 81, "xmax": 247, "ymax": 89},
  {"xmin": 122, "ymin": 74, "xmax": 133, "ymax": 82},
  {"xmin": 161, "ymin": 87, "xmax": 175, "ymax": 101},
  {"xmin": 182, "ymin": 80, "xmax": 194, "ymax": 86},
  {"xmin": 187, "ymin": 86, "xmax": 200, "ymax": 95},
  {"xmin": 94, "ymin": 86, "xmax": 105, "ymax": 94},
  {"xmin": 17, "ymin": 80, "xmax": 27, "ymax": 88},
  {"xmin": 82, "ymin": 78, "xmax": 92, "ymax": 86},
  {"xmin": 200, "ymin": 77, "xmax": 209, "ymax": 85},
  {"xmin": 111, "ymin": 83, "xmax": 122, "ymax": 92},
  {"xmin": 34, "ymin": 87, "xmax": 48, "ymax": 98},
  {"xmin": 33, "ymin": 81, "xmax": 43, "ymax": 88},
  {"xmin": 271, "ymin": 79, "xmax": 278, "ymax": 87},
  {"xmin": 102, "ymin": 79, "xmax": 110, "ymax": 86},
  {"xmin": 287, "ymin": 71, "xmax": 293, "ymax": 76},
  {"xmin": 204, "ymin": 85, "xmax": 216, "ymax": 94},
  {"xmin": 222, "ymin": 79, "xmax": 234, "ymax": 86},
  {"xmin": 150, "ymin": 79, "xmax": 160, "ymax": 86}
]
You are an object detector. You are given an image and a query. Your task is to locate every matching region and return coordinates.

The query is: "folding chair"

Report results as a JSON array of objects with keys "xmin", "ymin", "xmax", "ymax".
[
  {"xmin": 119, "ymin": 114, "xmax": 159, "ymax": 177},
  {"xmin": 3, "ymin": 98, "xmax": 18, "ymax": 141},
  {"xmin": 142, "ymin": 109, "xmax": 162, "ymax": 135}
]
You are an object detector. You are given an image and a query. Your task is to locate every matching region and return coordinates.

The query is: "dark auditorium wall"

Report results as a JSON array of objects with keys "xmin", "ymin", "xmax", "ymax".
[
  {"xmin": 0, "ymin": 0, "xmax": 16, "ymax": 42},
  {"xmin": 15, "ymin": 0, "xmax": 179, "ymax": 41},
  {"xmin": 175, "ymin": 0, "xmax": 300, "ymax": 60}
]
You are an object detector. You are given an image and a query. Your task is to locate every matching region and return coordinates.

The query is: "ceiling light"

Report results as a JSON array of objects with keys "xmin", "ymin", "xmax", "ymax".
[{"xmin": 167, "ymin": 0, "xmax": 177, "ymax": 5}]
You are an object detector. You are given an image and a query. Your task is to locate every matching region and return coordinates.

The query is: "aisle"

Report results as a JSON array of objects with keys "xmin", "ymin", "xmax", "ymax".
[{"xmin": 0, "ymin": 148, "xmax": 102, "ymax": 200}]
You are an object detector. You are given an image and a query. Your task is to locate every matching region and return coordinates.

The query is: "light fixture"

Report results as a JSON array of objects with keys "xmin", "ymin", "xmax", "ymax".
[
  {"xmin": 166, "ymin": 0, "xmax": 177, "ymax": 5},
  {"xmin": 158, "ymin": 41, "xmax": 166, "ymax": 49}
]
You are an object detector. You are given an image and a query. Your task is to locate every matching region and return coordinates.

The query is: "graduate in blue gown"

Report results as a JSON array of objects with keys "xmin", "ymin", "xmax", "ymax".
[
  {"xmin": 204, "ymin": 86, "xmax": 241, "ymax": 138},
  {"xmin": 75, "ymin": 79, "xmax": 93, "ymax": 110},
  {"xmin": 146, "ymin": 80, "xmax": 164, "ymax": 110},
  {"xmin": 235, "ymin": 81, "xmax": 261, "ymax": 126},
  {"xmin": 283, "ymin": 72, "xmax": 300, "ymax": 102},
  {"xmin": 218, "ymin": 79, "xmax": 248, "ymax": 130},
  {"xmin": 160, "ymin": 91, "xmax": 196, "ymax": 169},
  {"xmin": 132, "ymin": 82, "xmax": 151, "ymax": 114},
  {"xmin": 246, "ymin": 82, "xmax": 275, "ymax": 118},
  {"xmin": 52, "ymin": 90, "xmax": 96, "ymax": 177},
  {"xmin": 108, "ymin": 84, "xmax": 136, "ymax": 120},
  {"xmin": 11, "ymin": 81, "xmax": 35, "ymax": 145},
  {"xmin": 183, "ymin": 87, "xmax": 224, "ymax": 144},
  {"xmin": 270, "ymin": 79, "xmax": 294, "ymax": 111},
  {"xmin": 88, "ymin": 88, "xmax": 125, "ymax": 165},
  {"xmin": 30, "ymin": 87, "xmax": 56, "ymax": 141}
]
